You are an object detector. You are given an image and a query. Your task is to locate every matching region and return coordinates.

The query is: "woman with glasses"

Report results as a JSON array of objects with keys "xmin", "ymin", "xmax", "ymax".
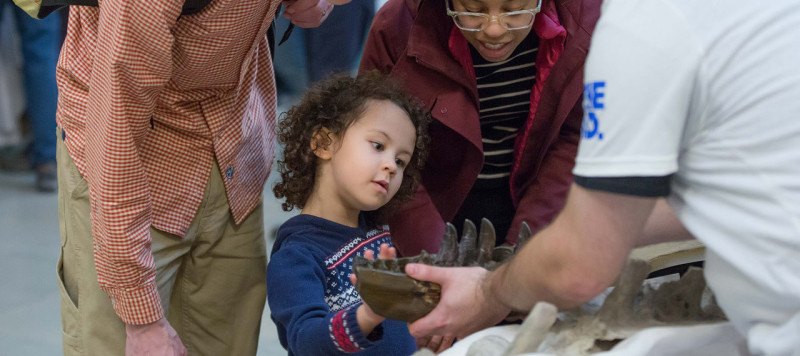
[{"xmin": 359, "ymin": 0, "xmax": 602, "ymax": 257}]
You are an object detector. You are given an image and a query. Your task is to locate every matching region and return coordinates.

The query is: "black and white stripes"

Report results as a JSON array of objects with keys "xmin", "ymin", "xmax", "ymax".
[{"xmin": 470, "ymin": 37, "xmax": 539, "ymax": 186}]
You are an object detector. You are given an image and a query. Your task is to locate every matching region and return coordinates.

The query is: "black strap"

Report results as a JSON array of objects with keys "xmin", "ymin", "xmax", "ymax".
[
  {"xmin": 279, "ymin": 23, "xmax": 295, "ymax": 46},
  {"xmin": 268, "ymin": 6, "xmax": 278, "ymax": 60},
  {"xmin": 37, "ymin": 0, "xmax": 289, "ymax": 60},
  {"xmin": 37, "ymin": 0, "xmax": 211, "ymax": 18},
  {"xmin": 573, "ymin": 175, "xmax": 673, "ymax": 198},
  {"xmin": 180, "ymin": 0, "xmax": 212, "ymax": 15},
  {"xmin": 272, "ymin": 4, "xmax": 295, "ymax": 56}
]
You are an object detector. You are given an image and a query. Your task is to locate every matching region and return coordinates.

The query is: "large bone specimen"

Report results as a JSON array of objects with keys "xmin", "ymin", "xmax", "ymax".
[{"xmin": 413, "ymin": 259, "xmax": 727, "ymax": 356}]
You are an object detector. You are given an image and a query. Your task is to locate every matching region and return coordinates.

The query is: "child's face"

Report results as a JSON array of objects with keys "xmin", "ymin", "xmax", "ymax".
[{"xmin": 322, "ymin": 100, "xmax": 417, "ymax": 213}]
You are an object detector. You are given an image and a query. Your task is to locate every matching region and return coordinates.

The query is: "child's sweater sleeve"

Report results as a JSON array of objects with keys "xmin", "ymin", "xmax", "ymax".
[{"xmin": 268, "ymin": 243, "xmax": 383, "ymax": 355}]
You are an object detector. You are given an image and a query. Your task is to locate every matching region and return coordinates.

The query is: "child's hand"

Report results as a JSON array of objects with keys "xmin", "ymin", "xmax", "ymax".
[
  {"xmin": 349, "ymin": 244, "xmax": 397, "ymax": 334},
  {"xmin": 363, "ymin": 243, "xmax": 396, "ymax": 260},
  {"xmin": 350, "ymin": 272, "xmax": 385, "ymax": 334},
  {"xmin": 352, "ymin": 243, "xmax": 397, "ymax": 317},
  {"xmin": 350, "ymin": 273, "xmax": 381, "ymax": 313}
]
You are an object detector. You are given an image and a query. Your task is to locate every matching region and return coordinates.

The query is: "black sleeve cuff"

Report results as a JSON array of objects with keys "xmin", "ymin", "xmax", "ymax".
[
  {"xmin": 573, "ymin": 175, "xmax": 673, "ymax": 197},
  {"xmin": 366, "ymin": 323, "xmax": 384, "ymax": 341}
]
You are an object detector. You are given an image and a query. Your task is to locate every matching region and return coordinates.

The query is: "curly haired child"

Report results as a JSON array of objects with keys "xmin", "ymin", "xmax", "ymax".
[{"xmin": 267, "ymin": 72, "xmax": 432, "ymax": 355}]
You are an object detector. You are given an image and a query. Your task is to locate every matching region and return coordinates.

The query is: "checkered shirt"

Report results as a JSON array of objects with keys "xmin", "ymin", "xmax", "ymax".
[{"xmin": 55, "ymin": 0, "xmax": 279, "ymax": 324}]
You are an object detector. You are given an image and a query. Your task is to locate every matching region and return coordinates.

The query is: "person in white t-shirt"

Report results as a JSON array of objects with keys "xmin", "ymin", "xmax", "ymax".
[{"xmin": 399, "ymin": 0, "xmax": 800, "ymax": 354}]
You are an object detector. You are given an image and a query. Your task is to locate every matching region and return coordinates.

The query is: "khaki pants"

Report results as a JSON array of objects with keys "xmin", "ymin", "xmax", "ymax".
[{"xmin": 57, "ymin": 129, "xmax": 268, "ymax": 355}]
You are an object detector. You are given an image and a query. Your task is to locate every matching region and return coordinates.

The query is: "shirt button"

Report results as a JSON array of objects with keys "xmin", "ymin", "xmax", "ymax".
[
  {"xmin": 440, "ymin": 107, "xmax": 447, "ymax": 114},
  {"xmin": 225, "ymin": 166, "xmax": 234, "ymax": 179}
]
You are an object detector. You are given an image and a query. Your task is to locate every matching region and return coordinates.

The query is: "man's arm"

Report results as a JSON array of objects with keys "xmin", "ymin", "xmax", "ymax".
[
  {"xmin": 639, "ymin": 199, "xmax": 693, "ymax": 246},
  {"xmin": 490, "ymin": 184, "xmax": 655, "ymax": 311},
  {"xmin": 79, "ymin": 0, "xmax": 185, "ymax": 353},
  {"xmin": 406, "ymin": 184, "xmax": 656, "ymax": 338},
  {"xmin": 85, "ymin": 0, "xmax": 178, "ymax": 325}
]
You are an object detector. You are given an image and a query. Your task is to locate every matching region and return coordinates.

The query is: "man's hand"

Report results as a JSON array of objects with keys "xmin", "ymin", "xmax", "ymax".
[
  {"xmin": 283, "ymin": 0, "xmax": 346, "ymax": 28},
  {"xmin": 125, "ymin": 318, "xmax": 186, "ymax": 356},
  {"xmin": 405, "ymin": 264, "xmax": 511, "ymax": 340}
]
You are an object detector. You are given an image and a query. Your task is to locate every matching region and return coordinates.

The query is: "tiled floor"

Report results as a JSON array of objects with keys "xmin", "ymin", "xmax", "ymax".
[{"xmin": 0, "ymin": 165, "xmax": 296, "ymax": 355}]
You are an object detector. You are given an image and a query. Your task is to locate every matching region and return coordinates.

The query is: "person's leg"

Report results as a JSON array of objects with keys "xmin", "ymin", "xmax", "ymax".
[
  {"xmin": 361, "ymin": 0, "xmax": 376, "ymax": 35},
  {"xmin": 0, "ymin": 3, "xmax": 31, "ymax": 171},
  {"xmin": 14, "ymin": 7, "xmax": 60, "ymax": 191},
  {"xmin": 168, "ymin": 162, "xmax": 268, "ymax": 356},
  {"xmin": 57, "ymin": 128, "xmax": 126, "ymax": 355},
  {"xmin": 0, "ymin": 3, "xmax": 6, "ymax": 48},
  {"xmin": 57, "ymin": 128, "xmax": 193, "ymax": 354}
]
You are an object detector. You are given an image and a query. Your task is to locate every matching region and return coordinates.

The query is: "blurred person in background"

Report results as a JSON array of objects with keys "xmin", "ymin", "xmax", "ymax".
[
  {"xmin": 0, "ymin": 1, "xmax": 61, "ymax": 192},
  {"xmin": 304, "ymin": 0, "xmax": 375, "ymax": 82},
  {"xmin": 273, "ymin": 0, "xmax": 378, "ymax": 106}
]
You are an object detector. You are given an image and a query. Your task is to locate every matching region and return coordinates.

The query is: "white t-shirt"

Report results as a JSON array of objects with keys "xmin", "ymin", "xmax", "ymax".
[{"xmin": 574, "ymin": 0, "xmax": 800, "ymax": 354}]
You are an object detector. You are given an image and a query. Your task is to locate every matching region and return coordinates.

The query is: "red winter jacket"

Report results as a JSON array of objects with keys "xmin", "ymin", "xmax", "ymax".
[{"xmin": 359, "ymin": 0, "xmax": 601, "ymax": 256}]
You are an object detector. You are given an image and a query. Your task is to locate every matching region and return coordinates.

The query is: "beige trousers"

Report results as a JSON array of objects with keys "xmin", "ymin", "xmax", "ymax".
[{"xmin": 57, "ymin": 129, "xmax": 268, "ymax": 355}]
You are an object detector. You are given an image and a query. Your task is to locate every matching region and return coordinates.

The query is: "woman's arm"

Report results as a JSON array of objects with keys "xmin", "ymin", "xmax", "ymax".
[{"xmin": 507, "ymin": 104, "xmax": 582, "ymax": 244}]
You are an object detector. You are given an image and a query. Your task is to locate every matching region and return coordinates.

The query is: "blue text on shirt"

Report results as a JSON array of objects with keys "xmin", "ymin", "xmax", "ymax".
[{"xmin": 582, "ymin": 81, "xmax": 605, "ymax": 140}]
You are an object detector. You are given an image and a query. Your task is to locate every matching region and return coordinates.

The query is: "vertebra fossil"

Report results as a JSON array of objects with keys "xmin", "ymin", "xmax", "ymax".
[
  {"xmin": 353, "ymin": 219, "xmax": 531, "ymax": 322},
  {"xmin": 411, "ymin": 259, "xmax": 727, "ymax": 356}
]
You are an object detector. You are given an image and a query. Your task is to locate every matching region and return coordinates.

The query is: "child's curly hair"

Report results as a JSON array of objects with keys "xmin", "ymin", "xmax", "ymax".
[{"xmin": 273, "ymin": 71, "xmax": 431, "ymax": 222}]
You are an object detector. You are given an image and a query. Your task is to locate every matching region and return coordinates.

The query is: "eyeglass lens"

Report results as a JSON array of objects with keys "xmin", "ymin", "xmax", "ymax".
[{"xmin": 454, "ymin": 12, "xmax": 534, "ymax": 30}]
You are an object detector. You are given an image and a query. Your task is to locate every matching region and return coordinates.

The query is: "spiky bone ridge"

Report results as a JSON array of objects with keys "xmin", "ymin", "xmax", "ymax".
[{"xmin": 353, "ymin": 219, "xmax": 532, "ymax": 322}]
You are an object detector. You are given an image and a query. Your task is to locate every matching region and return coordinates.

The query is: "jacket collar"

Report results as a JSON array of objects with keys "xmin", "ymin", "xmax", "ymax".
[{"xmin": 535, "ymin": 0, "xmax": 566, "ymax": 41}]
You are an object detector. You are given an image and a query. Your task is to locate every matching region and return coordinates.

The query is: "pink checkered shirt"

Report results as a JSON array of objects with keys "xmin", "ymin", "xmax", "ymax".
[{"xmin": 56, "ymin": 0, "xmax": 279, "ymax": 324}]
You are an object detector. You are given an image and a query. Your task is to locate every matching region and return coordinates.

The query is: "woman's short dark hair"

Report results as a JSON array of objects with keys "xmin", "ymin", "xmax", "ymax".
[{"xmin": 273, "ymin": 71, "xmax": 430, "ymax": 222}]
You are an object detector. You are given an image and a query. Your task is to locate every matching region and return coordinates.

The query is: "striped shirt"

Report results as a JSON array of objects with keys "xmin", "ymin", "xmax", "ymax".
[
  {"xmin": 55, "ymin": 0, "xmax": 279, "ymax": 324},
  {"xmin": 471, "ymin": 36, "xmax": 538, "ymax": 188}
]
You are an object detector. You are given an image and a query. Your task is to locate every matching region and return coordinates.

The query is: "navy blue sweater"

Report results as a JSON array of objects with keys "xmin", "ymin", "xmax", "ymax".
[{"xmin": 267, "ymin": 214, "xmax": 417, "ymax": 355}]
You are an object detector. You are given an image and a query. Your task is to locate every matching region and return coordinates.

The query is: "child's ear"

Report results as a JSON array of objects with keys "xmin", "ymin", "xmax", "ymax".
[{"xmin": 310, "ymin": 127, "xmax": 335, "ymax": 160}]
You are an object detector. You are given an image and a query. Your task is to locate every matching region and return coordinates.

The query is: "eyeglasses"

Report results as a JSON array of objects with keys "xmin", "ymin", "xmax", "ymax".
[{"xmin": 446, "ymin": 0, "xmax": 541, "ymax": 32}]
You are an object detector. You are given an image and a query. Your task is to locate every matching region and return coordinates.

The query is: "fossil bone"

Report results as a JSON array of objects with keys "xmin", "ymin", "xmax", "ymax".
[
  {"xmin": 417, "ymin": 259, "xmax": 728, "ymax": 356},
  {"xmin": 354, "ymin": 219, "xmax": 528, "ymax": 322}
]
